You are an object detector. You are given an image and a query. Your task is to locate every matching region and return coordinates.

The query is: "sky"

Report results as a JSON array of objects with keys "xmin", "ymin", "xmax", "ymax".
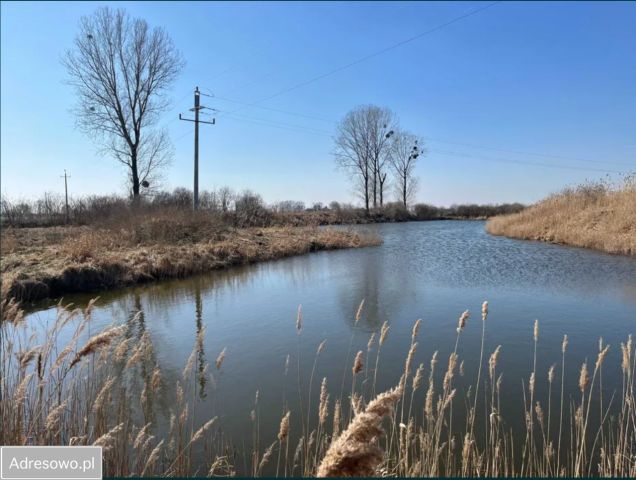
[{"xmin": 1, "ymin": 1, "xmax": 635, "ymax": 207}]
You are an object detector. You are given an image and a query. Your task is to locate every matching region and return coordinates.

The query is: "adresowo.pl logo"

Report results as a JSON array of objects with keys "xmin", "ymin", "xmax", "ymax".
[{"xmin": 1, "ymin": 446, "xmax": 102, "ymax": 480}]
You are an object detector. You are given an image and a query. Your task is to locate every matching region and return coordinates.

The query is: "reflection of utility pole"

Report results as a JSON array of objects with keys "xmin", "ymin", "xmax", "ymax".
[
  {"xmin": 179, "ymin": 87, "xmax": 216, "ymax": 211},
  {"xmin": 60, "ymin": 170, "xmax": 70, "ymax": 224},
  {"xmin": 194, "ymin": 283, "xmax": 207, "ymax": 399}
]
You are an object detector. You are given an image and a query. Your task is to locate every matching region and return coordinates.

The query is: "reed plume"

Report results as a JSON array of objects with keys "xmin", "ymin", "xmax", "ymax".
[
  {"xmin": 69, "ymin": 325, "xmax": 124, "ymax": 369},
  {"xmin": 355, "ymin": 299, "xmax": 365, "ymax": 325},
  {"xmin": 215, "ymin": 347, "xmax": 227, "ymax": 370},
  {"xmin": 316, "ymin": 385, "xmax": 402, "ymax": 477},
  {"xmin": 278, "ymin": 411, "xmax": 290, "ymax": 442},
  {"xmin": 352, "ymin": 351, "xmax": 363, "ymax": 375}
]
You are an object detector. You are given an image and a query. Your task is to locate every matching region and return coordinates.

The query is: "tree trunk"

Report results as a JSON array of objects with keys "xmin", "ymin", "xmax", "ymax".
[
  {"xmin": 379, "ymin": 172, "xmax": 386, "ymax": 207},
  {"xmin": 403, "ymin": 175, "xmax": 407, "ymax": 208},
  {"xmin": 131, "ymin": 151, "xmax": 140, "ymax": 200},
  {"xmin": 364, "ymin": 174, "xmax": 370, "ymax": 214},
  {"xmin": 372, "ymin": 168, "xmax": 377, "ymax": 208}
]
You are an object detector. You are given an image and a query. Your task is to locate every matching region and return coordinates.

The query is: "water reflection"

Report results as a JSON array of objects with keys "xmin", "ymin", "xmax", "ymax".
[{"xmin": 24, "ymin": 221, "xmax": 636, "ymax": 475}]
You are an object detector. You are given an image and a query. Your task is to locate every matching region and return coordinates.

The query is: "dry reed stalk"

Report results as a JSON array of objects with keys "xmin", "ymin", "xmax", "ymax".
[
  {"xmin": 133, "ymin": 423, "xmax": 152, "ymax": 450},
  {"xmin": 411, "ymin": 319, "xmax": 422, "ymax": 344},
  {"xmin": 93, "ymin": 376, "xmax": 116, "ymax": 412},
  {"xmin": 140, "ymin": 439, "xmax": 164, "ymax": 477},
  {"xmin": 457, "ymin": 310, "xmax": 470, "ymax": 333},
  {"xmin": 44, "ymin": 399, "xmax": 68, "ymax": 433},
  {"xmin": 316, "ymin": 385, "xmax": 402, "ymax": 477},
  {"xmin": 69, "ymin": 325, "xmax": 125, "ymax": 369},
  {"xmin": 278, "ymin": 411, "xmax": 290, "ymax": 442},
  {"xmin": 352, "ymin": 351, "xmax": 363, "ymax": 376},
  {"xmin": 332, "ymin": 400, "xmax": 341, "ymax": 438},
  {"xmin": 355, "ymin": 299, "xmax": 365, "ymax": 325},
  {"xmin": 319, "ymin": 378, "xmax": 329, "ymax": 426},
  {"xmin": 191, "ymin": 417, "xmax": 217, "ymax": 444},
  {"xmin": 367, "ymin": 332, "xmax": 376, "ymax": 352},
  {"xmin": 92, "ymin": 422, "xmax": 124, "ymax": 451},
  {"xmin": 372, "ymin": 321, "xmax": 390, "ymax": 395},
  {"xmin": 215, "ymin": 347, "xmax": 226, "ymax": 370}
]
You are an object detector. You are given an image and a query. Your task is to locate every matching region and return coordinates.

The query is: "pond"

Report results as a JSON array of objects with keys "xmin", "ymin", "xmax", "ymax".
[{"xmin": 25, "ymin": 220, "xmax": 636, "ymax": 474}]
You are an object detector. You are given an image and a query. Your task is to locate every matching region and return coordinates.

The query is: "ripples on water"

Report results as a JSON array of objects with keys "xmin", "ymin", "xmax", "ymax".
[{"xmin": 26, "ymin": 220, "xmax": 636, "ymax": 473}]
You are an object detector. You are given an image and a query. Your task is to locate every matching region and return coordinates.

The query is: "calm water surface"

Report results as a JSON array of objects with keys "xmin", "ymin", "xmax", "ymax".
[{"xmin": 26, "ymin": 221, "xmax": 636, "ymax": 471}]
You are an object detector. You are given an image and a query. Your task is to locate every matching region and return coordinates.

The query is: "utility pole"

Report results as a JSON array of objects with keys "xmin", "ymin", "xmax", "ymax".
[
  {"xmin": 61, "ymin": 170, "xmax": 70, "ymax": 224},
  {"xmin": 179, "ymin": 87, "xmax": 215, "ymax": 210}
]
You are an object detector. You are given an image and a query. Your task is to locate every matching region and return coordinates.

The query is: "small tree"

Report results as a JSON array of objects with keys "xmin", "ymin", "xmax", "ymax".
[
  {"xmin": 388, "ymin": 131, "xmax": 424, "ymax": 208},
  {"xmin": 63, "ymin": 7, "xmax": 184, "ymax": 199}
]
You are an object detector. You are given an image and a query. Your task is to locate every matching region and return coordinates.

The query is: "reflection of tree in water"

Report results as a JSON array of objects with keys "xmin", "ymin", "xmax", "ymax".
[
  {"xmin": 194, "ymin": 281, "xmax": 209, "ymax": 400},
  {"xmin": 120, "ymin": 293, "xmax": 166, "ymax": 423},
  {"xmin": 334, "ymin": 245, "xmax": 416, "ymax": 332}
]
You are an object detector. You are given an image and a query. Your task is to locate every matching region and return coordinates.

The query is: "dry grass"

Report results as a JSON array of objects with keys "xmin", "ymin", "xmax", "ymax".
[
  {"xmin": 486, "ymin": 177, "xmax": 636, "ymax": 255},
  {"xmin": 2, "ymin": 297, "xmax": 634, "ymax": 477},
  {"xmin": 0, "ymin": 214, "xmax": 380, "ymax": 302}
]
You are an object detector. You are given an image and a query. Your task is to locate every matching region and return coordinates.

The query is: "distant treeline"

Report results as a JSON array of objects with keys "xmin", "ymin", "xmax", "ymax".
[{"xmin": 0, "ymin": 187, "xmax": 525, "ymax": 228}]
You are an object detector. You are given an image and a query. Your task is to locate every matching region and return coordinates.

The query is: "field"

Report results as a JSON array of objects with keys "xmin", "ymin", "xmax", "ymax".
[
  {"xmin": 2, "ymin": 299, "xmax": 634, "ymax": 477},
  {"xmin": 0, "ymin": 208, "xmax": 380, "ymax": 303},
  {"xmin": 486, "ymin": 178, "xmax": 636, "ymax": 255}
]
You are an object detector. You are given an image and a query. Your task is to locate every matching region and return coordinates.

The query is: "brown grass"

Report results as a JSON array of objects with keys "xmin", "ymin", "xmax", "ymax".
[
  {"xmin": 1, "ymin": 213, "xmax": 381, "ymax": 302},
  {"xmin": 486, "ymin": 177, "xmax": 636, "ymax": 255}
]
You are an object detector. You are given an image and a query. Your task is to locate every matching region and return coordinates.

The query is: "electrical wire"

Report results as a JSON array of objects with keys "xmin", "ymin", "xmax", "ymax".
[{"xmin": 215, "ymin": 1, "xmax": 500, "ymax": 119}]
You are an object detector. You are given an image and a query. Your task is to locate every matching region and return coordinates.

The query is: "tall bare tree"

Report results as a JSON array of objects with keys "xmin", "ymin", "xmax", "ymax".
[
  {"xmin": 368, "ymin": 107, "xmax": 398, "ymax": 208},
  {"xmin": 63, "ymin": 7, "xmax": 184, "ymax": 199},
  {"xmin": 388, "ymin": 130, "xmax": 423, "ymax": 208},
  {"xmin": 334, "ymin": 105, "xmax": 397, "ymax": 213}
]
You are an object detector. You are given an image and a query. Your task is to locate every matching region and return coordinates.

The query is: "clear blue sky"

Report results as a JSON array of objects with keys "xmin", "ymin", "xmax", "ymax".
[{"xmin": 2, "ymin": 1, "xmax": 635, "ymax": 206}]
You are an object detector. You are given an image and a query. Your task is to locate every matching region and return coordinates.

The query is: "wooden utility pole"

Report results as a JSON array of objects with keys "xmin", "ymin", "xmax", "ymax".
[
  {"xmin": 61, "ymin": 170, "xmax": 70, "ymax": 224},
  {"xmin": 179, "ymin": 87, "xmax": 215, "ymax": 210}
]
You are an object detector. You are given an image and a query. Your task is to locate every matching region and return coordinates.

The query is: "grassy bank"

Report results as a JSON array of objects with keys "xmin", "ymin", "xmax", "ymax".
[
  {"xmin": 1, "ymin": 187, "xmax": 524, "ymax": 228},
  {"xmin": 0, "ymin": 211, "xmax": 380, "ymax": 302},
  {"xmin": 2, "ymin": 299, "xmax": 634, "ymax": 477},
  {"xmin": 486, "ymin": 178, "xmax": 636, "ymax": 255}
]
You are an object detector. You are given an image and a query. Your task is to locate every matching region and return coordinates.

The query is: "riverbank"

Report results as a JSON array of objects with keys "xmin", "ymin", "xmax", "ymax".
[
  {"xmin": 1, "ymin": 223, "xmax": 380, "ymax": 303},
  {"xmin": 486, "ymin": 179, "xmax": 636, "ymax": 255}
]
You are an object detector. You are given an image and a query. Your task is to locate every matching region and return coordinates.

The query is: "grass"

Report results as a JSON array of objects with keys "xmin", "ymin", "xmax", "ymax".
[
  {"xmin": 2, "ymin": 298, "xmax": 634, "ymax": 477},
  {"xmin": 486, "ymin": 177, "xmax": 636, "ymax": 255},
  {"xmin": 0, "ymin": 209, "xmax": 380, "ymax": 302}
]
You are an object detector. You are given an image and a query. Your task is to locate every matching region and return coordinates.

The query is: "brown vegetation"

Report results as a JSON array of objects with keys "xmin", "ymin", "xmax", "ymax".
[
  {"xmin": 1, "ymin": 187, "xmax": 524, "ymax": 229},
  {"xmin": 487, "ymin": 177, "xmax": 636, "ymax": 255},
  {"xmin": 2, "ymin": 299, "xmax": 634, "ymax": 477},
  {"xmin": 0, "ymin": 209, "xmax": 380, "ymax": 302}
]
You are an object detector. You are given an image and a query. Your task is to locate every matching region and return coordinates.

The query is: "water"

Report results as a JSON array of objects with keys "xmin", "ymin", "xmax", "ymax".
[{"xmin": 25, "ymin": 221, "xmax": 636, "ymax": 472}]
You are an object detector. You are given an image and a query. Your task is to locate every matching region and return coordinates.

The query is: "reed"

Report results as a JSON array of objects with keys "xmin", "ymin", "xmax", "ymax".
[
  {"xmin": 2, "ymin": 298, "xmax": 635, "ymax": 477},
  {"xmin": 486, "ymin": 177, "xmax": 636, "ymax": 255}
]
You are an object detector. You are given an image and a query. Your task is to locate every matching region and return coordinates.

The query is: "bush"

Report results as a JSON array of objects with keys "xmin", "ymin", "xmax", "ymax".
[
  {"xmin": 234, "ymin": 191, "xmax": 272, "ymax": 227},
  {"xmin": 381, "ymin": 202, "xmax": 412, "ymax": 222}
]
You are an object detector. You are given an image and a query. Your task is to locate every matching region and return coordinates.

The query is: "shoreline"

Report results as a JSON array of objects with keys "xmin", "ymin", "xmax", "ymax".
[
  {"xmin": 485, "ymin": 182, "xmax": 635, "ymax": 256},
  {"xmin": 1, "ymin": 226, "xmax": 380, "ymax": 303}
]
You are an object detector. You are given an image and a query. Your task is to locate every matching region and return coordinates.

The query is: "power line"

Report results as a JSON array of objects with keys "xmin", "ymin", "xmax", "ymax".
[
  {"xmin": 426, "ymin": 137, "xmax": 635, "ymax": 168},
  {"xmin": 222, "ymin": 111, "xmax": 333, "ymax": 136},
  {"xmin": 189, "ymin": 109, "xmax": 632, "ymax": 174},
  {"xmin": 198, "ymin": 98, "xmax": 635, "ymax": 170},
  {"xmin": 216, "ymin": 1, "xmax": 500, "ymax": 119},
  {"xmin": 211, "ymin": 94, "xmax": 335, "ymax": 123},
  {"xmin": 429, "ymin": 149, "xmax": 629, "ymax": 174}
]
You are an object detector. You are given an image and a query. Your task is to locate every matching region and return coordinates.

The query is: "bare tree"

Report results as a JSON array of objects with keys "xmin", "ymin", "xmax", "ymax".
[
  {"xmin": 334, "ymin": 105, "xmax": 397, "ymax": 213},
  {"xmin": 218, "ymin": 186, "xmax": 235, "ymax": 212},
  {"xmin": 368, "ymin": 107, "xmax": 398, "ymax": 208},
  {"xmin": 388, "ymin": 131, "xmax": 424, "ymax": 208},
  {"xmin": 63, "ymin": 7, "xmax": 184, "ymax": 199}
]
